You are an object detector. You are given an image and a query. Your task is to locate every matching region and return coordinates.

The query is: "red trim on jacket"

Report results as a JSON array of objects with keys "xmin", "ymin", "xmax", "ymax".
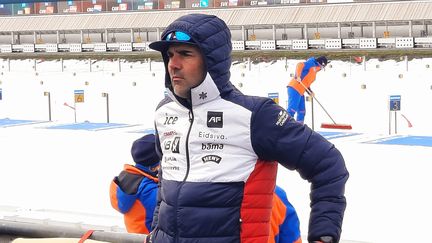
[{"xmin": 240, "ymin": 160, "xmax": 278, "ymax": 243}]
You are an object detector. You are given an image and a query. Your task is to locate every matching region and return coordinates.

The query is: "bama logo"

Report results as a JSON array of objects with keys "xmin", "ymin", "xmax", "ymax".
[
  {"xmin": 201, "ymin": 155, "xmax": 222, "ymax": 164},
  {"xmin": 201, "ymin": 143, "xmax": 224, "ymax": 150},
  {"xmin": 207, "ymin": 111, "xmax": 223, "ymax": 128}
]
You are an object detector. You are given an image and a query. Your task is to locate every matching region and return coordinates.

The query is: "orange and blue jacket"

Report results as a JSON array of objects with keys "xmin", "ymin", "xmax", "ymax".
[
  {"xmin": 269, "ymin": 186, "xmax": 302, "ymax": 243},
  {"xmin": 109, "ymin": 164, "xmax": 158, "ymax": 234},
  {"xmin": 288, "ymin": 58, "xmax": 322, "ymax": 95}
]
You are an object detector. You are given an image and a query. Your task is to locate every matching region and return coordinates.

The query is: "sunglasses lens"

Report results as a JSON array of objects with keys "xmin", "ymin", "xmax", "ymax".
[{"xmin": 165, "ymin": 31, "xmax": 191, "ymax": 41}]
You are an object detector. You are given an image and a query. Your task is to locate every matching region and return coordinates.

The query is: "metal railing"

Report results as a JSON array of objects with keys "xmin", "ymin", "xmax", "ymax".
[
  {"xmin": 0, "ymin": 219, "xmax": 146, "ymax": 243},
  {"xmin": 1, "ymin": 36, "xmax": 432, "ymax": 55}
]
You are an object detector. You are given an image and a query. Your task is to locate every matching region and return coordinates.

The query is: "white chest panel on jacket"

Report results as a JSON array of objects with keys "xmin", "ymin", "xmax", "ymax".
[{"xmin": 156, "ymin": 97, "xmax": 257, "ymax": 183}]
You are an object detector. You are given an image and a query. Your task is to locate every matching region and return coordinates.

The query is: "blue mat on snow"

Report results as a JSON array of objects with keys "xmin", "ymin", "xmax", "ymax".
[
  {"xmin": 0, "ymin": 118, "xmax": 44, "ymax": 127},
  {"xmin": 129, "ymin": 128, "xmax": 155, "ymax": 134},
  {"xmin": 364, "ymin": 135, "xmax": 432, "ymax": 147},
  {"xmin": 318, "ymin": 131, "xmax": 360, "ymax": 140},
  {"xmin": 45, "ymin": 122, "xmax": 132, "ymax": 131}
]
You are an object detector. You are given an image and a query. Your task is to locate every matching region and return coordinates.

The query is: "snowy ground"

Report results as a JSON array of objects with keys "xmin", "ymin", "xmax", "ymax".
[{"xmin": 1, "ymin": 57, "xmax": 432, "ymax": 242}]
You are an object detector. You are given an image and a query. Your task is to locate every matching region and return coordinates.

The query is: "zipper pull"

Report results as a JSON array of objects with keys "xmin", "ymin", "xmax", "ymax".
[{"xmin": 188, "ymin": 111, "xmax": 193, "ymax": 123}]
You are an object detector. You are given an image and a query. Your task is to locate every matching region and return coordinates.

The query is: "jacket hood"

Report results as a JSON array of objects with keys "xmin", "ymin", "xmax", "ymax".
[{"xmin": 150, "ymin": 14, "xmax": 233, "ymax": 104}]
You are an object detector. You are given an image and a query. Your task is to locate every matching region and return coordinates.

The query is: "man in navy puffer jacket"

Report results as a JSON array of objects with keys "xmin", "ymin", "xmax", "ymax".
[{"xmin": 148, "ymin": 13, "xmax": 348, "ymax": 243}]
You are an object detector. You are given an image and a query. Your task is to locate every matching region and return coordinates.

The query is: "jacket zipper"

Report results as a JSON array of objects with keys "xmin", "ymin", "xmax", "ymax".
[
  {"xmin": 183, "ymin": 110, "xmax": 193, "ymax": 182},
  {"xmin": 175, "ymin": 109, "xmax": 194, "ymax": 243}
]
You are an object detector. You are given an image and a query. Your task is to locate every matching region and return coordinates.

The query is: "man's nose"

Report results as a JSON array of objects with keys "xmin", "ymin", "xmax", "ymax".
[{"xmin": 168, "ymin": 54, "xmax": 181, "ymax": 70}]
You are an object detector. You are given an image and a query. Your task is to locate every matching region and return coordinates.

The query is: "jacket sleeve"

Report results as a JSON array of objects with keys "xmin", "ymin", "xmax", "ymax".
[
  {"xmin": 294, "ymin": 62, "xmax": 304, "ymax": 80},
  {"xmin": 251, "ymin": 98, "xmax": 349, "ymax": 243},
  {"xmin": 109, "ymin": 174, "xmax": 139, "ymax": 214}
]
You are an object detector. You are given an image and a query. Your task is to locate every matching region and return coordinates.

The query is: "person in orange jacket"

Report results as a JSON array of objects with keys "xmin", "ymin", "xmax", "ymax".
[
  {"xmin": 269, "ymin": 185, "xmax": 302, "ymax": 243},
  {"xmin": 287, "ymin": 56, "xmax": 328, "ymax": 124},
  {"xmin": 109, "ymin": 134, "xmax": 160, "ymax": 234}
]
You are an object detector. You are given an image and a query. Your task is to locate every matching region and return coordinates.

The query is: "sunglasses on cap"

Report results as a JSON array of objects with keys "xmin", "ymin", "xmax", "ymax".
[{"xmin": 165, "ymin": 31, "xmax": 192, "ymax": 42}]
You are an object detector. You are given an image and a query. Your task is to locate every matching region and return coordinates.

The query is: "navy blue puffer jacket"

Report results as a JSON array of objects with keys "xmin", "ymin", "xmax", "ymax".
[{"xmin": 150, "ymin": 14, "xmax": 348, "ymax": 243}]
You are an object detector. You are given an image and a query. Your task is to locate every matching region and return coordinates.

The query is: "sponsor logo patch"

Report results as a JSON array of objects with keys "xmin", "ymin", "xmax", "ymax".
[
  {"xmin": 201, "ymin": 143, "xmax": 224, "ymax": 150},
  {"xmin": 164, "ymin": 136, "xmax": 180, "ymax": 153},
  {"xmin": 198, "ymin": 131, "xmax": 226, "ymax": 140},
  {"xmin": 162, "ymin": 165, "xmax": 180, "ymax": 171},
  {"xmin": 164, "ymin": 156, "xmax": 177, "ymax": 162},
  {"xmin": 276, "ymin": 110, "xmax": 288, "ymax": 126},
  {"xmin": 163, "ymin": 130, "xmax": 178, "ymax": 137},
  {"xmin": 207, "ymin": 111, "xmax": 223, "ymax": 128},
  {"xmin": 201, "ymin": 155, "xmax": 222, "ymax": 164},
  {"xmin": 164, "ymin": 115, "xmax": 178, "ymax": 125}
]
